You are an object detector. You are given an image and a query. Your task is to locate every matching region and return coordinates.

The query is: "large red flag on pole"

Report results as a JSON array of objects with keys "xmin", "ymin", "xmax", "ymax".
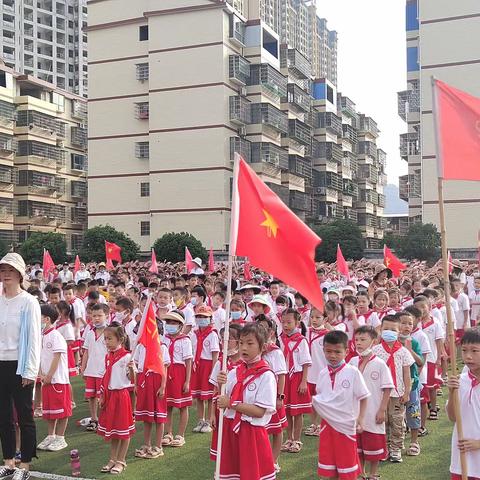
[
  {"xmin": 336, "ymin": 244, "xmax": 350, "ymax": 281},
  {"xmin": 42, "ymin": 249, "xmax": 55, "ymax": 281},
  {"xmin": 149, "ymin": 249, "xmax": 158, "ymax": 274},
  {"xmin": 383, "ymin": 245, "xmax": 406, "ymax": 278},
  {"xmin": 185, "ymin": 247, "xmax": 194, "ymax": 274},
  {"xmin": 208, "ymin": 247, "xmax": 214, "ymax": 273}
]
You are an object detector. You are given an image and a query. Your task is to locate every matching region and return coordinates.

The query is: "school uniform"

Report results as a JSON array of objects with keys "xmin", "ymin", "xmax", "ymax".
[
  {"xmin": 350, "ymin": 355, "xmax": 394, "ymax": 462},
  {"xmin": 212, "ymin": 307, "xmax": 227, "ymax": 332},
  {"xmin": 343, "ymin": 314, "xmax": 365, "ymax": 341},
  {"xmin": 177, "ymin": 304, "xmax": 196, "ymax": 330},
  {"xmin": 220, "ymin": 360, "xmax": 276, "ymax": 480},
  {"xmin": 83, "ymin": 328, "xmax": 107, "ymax": 399},
  {"xmin": 469, "ymin": 289, "xmax": 480, "ymax": 327},
  {"xmin": 452, "ymin": 292, "xmax": 470, "ymax": 341},
  {"xmin": 123, "ymin": 318, "xmax": 138, "ymax": 352},
  {"xmin": 313, "ymin": 363, "xmax": 370, "ymax": 480},
  {"xmin": 280, "ymin": 333, "xmax": 312, "ymax": 416},
  {"xmin": 55, "ymin": 320, "xmax": 77, "ymax": 376},
  {"xmin": 422, "ymin": 317, "xmax": 445, "ymax": 389},
  {"xmin": 97, "ymin": 348, "xmax": 135, "ymax": 440},
  {"xmin": 69, "ymin": 297, "xmax": 86, "ymax": 323},
  {"xmin": 191, "ymin": 326, "xmax": 220, "ymax": 400},
  {"xmin": 357, "ymin": 311, "xmax": 381, "ymax": 330},
  {"xmin": 306, "ymin": 327, "xmax": 328, "ymax": 394},
  {"xmin": 40, "ymin": 327, "xmax": 72, "ymax": 420},
  {"xmin": 163, "ymin": 334, "xmax": 193, "ymax": 408},
  {"xmin": 412, "ymin": 327, "xmax": 432, "ymax": 405}
]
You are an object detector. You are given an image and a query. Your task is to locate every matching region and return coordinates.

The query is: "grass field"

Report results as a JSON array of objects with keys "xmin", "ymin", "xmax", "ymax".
[{"xmin": 30, "ymin": 377, "xmax": 452, "ymax": 480}]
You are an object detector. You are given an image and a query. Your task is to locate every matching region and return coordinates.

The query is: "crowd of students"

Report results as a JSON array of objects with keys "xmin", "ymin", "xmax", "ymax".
[{"xmin": 19, "ymin": 257, "xmax": 480, "ymax": 479}]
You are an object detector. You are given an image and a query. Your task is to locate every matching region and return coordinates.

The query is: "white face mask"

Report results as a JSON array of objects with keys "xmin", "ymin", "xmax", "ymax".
[
  {"xmin": 114, "ymin": 311, "xmax": 128, "ymax": 323},
  {"xmin": 358, "ymin": 348, "xmax": 373, "ymax": 357}
]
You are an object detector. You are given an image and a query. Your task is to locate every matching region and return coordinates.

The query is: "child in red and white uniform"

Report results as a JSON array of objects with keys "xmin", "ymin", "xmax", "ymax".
[
  {"xmin": 191, "ymin": 305, "xmax": 219, "ymax": 434},
  {"xmin": 230, "ymin": 299, "xmax": 247, "ymax": 326},
  {"xmin": 97, "ymin": 324, "xmax": 135, "ymax": 475},
  {"xmin": 280, "ymin": 309, "xmax": 311, "ymax": 453},
  {"xmin": 469, "ymin": 276, "xmax": 480, "ymax": 327},
  {"xmin": 387, "ymin": 288, "xmax": 403, "ymax": 312},
  {"xmin": 211, "ymin": 291, "xmax": 227, "ymax": 332},
  {"xmin": 63, "ymin": 284, "xmax": 86, "ymax": 329},
  {"xmin": 37, "ymin": 305, "xmax": 72, "ymax": 452},
  {"xmin": 80, "ymin": 303, "xmax": 108, "ymax": 432},
  {"xmin": 172, "ymin": 287, "xmax": 195, "ymax": 335},
  {"xmin": 216, "ymin": 322, "xmax": 277, "ymax": 480},
  {"xmin": 400, "ymin": 282, "xmax": 413, "ymax": 307},
  {"xmin": 162, "ymin": 310, "xmax": 193, "ymax": 448},
  {"xmin": 373, "ymin": 290, "xmax": 394, "ymax": 322},
  {"xmin": 113, "ymin": 297, "xmax": 137, "ymax": 351},
  {"xmin": 55, "ymin": 301, "xmax": 77, "ymax": 377},
  {"xmin": 451, "ymin": 278, "xmax": 471, "ymax": 341},
  {"xmin": 356, "ymin": 292, "xmax": 381, "ymax": 330},
  {"xmin": 258, "ymin": 317, "xmax": 287, "ymax": 473},
  {"xmin": 313, "ymin": 330, "xmax": 370, "ymax": 480},
  {"xmin": 342, "ymin": 295, "xmax": 363, "ymax": 362},
  {"xmin": 324, "ymin": 301, "xmax": 346, "ymax": 332},
  {"xmin": 351, "ymin": 326, "xmax": 393, "ymax": 479},
  {"xmin": 133, "ymin": 325, "xmax": 170, "ymax": 459},
  {"xmin": 447, "ymin": 329, "xmax": 480, "ymax": 480},
  {"xmin": 305, "ymin": 307, "xmax": 328, "ymax": 437},
  {"xmin": 295, "ymin": 293, "xmax": 311, "ymax": 328}
]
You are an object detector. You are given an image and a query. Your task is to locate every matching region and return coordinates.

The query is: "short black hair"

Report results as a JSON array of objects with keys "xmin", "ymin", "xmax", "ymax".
[
  {"xmin": 355, "ymin": 325, "xmax": 378, "ymax": 339},
  {"xmin": 41, "ymin": 304, "xmax": 59, "ymax": 323},
  {"xmin": 461, "ymin": 328, "xmax": 480, "ymax": 346},
  {"xmin": 191, "ymin": 286, "xmax": 207, "ymax": 301},
  {"xmin": 343, "ymin": 295, "xmax": 357, "ymax": 305},
  {"xmin": 381, "ymin": 314, "xmax": 399, "ymax": 324},
  {"xmin": 413, "ymin": 295, "xmax": 429, "ymax": 305},
  {"xmin": 324, "ymin": 330, "xmax": 348, "ymax": 349},
  {"xmin": 403, "ymin": 305, "xmax": 422, "ymax": 319}
]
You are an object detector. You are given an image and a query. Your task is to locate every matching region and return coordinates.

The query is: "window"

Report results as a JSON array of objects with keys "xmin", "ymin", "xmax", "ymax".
[
  {"xmin": 140, "ymin": 221, "xmax": 150, "ymax": 236},
  {"xmin": 135, "ymin": 102, "xmax": 149, "ymax": 119},
  {"xmin": 136, "ymin": 63, "xmax": 149, "ymax": 81},
  {"xmin": 71, "ymin": 153, "xmax": 87, "ymax": 170},
  {"xmin": 140, "ymin": 182, "xmax": 150, "ymax": 197},
  {"xmin": 139, "ymin": 25, "xmax": 148, "ymax": 41},
  {"xmin": 135, "ymin": 142, "xmax": 149, "ymax": 159}
]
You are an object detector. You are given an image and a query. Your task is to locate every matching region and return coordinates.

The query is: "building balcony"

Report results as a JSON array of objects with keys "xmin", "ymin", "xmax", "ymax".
[
  {"xmin": 17, "ymin": 200, "xmax": 64, "ymax": 225},
  {"xmin": 314, "ymin": 170, "xmax": 343, "ymax": 191},
  {"xmin": 280, "ymin": 47, "xmax": 311, "ymax": 79},
  {"xmin": 230, "ymin": 137, "xmax": 251, "ymax": 163},
  {"xmin": 377, "ymin": 149, "xmax": 387, "ymax": 169},
  {"xmin": 400, "ymin": 131, "xmax": 420, "ymax": 159},
  {"xmin": 397, "ymin": 87, "xmax": 420, "ymax": 121},
  {"xmin": 16, "ymin": 110, "xmax": 66, "ymax": 138},
  {"xmin": 71, "ymin": 126, "xmax": 87, "ymax": 149},
  {"xmin": 229, "ymin": 55, "xmax": 250, "ymax": 86},
  {"xmin": 71, "ymin": 206, "xmax": 87, "ymax": 226},
  {"xmin": 289, "ymin": 155, "xmax": 312, "ymax": 179},
  {"xmin": 357, "ymin": 141, "xmax": 377, "ymax": 158},
  {"xmin": 251, "ymin": 142, "xmax": 289, "ymax": 170},
  {"xmin": 343, "ymin": 178, "xmax": 358, "ymax": 198},
  {"xmin": 339, "ymin": 95, "xmax": 358, "ymax": 121},
  {"xmin": 287, "ymin": 118, "xmax": 311, "ymax": 146},
  {"xmin": 377, "ymin": 217, "xmax": 388, "ymax": 230},
  {"xmin": 0, "ymin": 166, "xmax": 15, "ymax": 192},
  {"xmin": 310, "ymin": 141, "xmax": 343, "ymax": 163},
  {"xmin": 378, "ymin": 193, "xmax": 386, "ymax": 208},
  {"xmin": 358, "ymin": 164, "xmax": 379, "ymax": 184},
  {"xmin": 249, "ymin": 64, "xmax": 287, "ymax": 100},
  {"xmin": 342, "ymin": 123, "xmax": 357, "ymax": 144},
  {"xmin": 289, "ymin": 190, "xmax": 309, "ymax": 212},
  {"xmin": 358, "ymin": 213, "xmax": 377, "ymax": 228},
  {"xmin": 343, "ymin": 208, "xmax": 358, "ymax": 223},
  {"xmin": 316, "ymin": 112, "xmax": 342, "ymax": 137},
  {"xmin": 229, "ymin": 96, "xmax": 251, "ymax": 125},
  {"xmin": 250, "ymin": 103, "xmax": 288, "ymax": 134},
  {"xmin": 71, "ymin": 180, "xmax": 87, "ymax": 199},
  {"xmin": 284, "ymin": 83, "xmax": 311, "ymax": 112},
  {"xmin": 0, "ymin": 199, "xmax": 13, "ymax": 223},
  {"xmin": 358, "ymin": 115, "xmax": 379, "ymax": 138},
  {"xmin": 265, "ymin": 182, "xmax": 289, "ymax": 205},
  {"xmin": 342, "ymin": 194, "xmax": 353, "ymax": 208},
  {"xmin": 399, "ymin": 174, "xmax": 409, "ymax": 202},
  {"xmin": 359, "ymin": 189, "xmax": 378, "ymax": 205},
  {"xmin": 71, "ymin": 153, "xmax": 88, "ymax": 172},
  {"xmin": 229, "ymin": 15, "xmax": 246, "ymax": 47},
  {"xmin": 399, "ymin": 172, "xmax": 421, "ymax": 200},
  {"xmin": 72, "ymin": 100, "xmax": 87, "ymax": 121},
  {"xmin": 0, "ymin": 101, "xmax": 15, "ymax": 128},
  {"xmin": 16, "ymin": 141, "xmax": 65, "ymax": 168},
  {"xmin": 0, "ymin": 134, "xmax": 16, "ymax": 155}
]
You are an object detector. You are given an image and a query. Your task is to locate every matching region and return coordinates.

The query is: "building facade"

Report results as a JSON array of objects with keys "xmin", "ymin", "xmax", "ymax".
[
  {"xmin": 0, "ymin": 64, "xmax": 87, "ymax": 251},
  {"xmin": 398, "ymin": 0, "xmax": 480, "ymax": 249},
  {"xmin": 88, "ymin": 0, "xmax": 385, "ymax": 252},
  {"xmin": 0, "ymin": 0, "xmax": 88, "ymax": 96}
]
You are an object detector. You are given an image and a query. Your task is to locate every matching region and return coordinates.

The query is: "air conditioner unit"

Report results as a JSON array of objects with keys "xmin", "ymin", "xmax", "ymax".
[{"xmin": 238, "ymin": 126, "xmax": 246, "ymax": 137}]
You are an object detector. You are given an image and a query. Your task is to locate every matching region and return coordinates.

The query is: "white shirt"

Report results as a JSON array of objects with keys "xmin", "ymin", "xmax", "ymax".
[
  {"xmin": 134, "ymin": 343, "xmax": 170, "ymax": 373},
  {"xmin": 55, "ymin": 320, "xmax": 75, "ymax": 342},
  {"xmin": 178, "ymin": 304, "xmax": 195, "ymax": 328},
  {"xmin": 75, "ymin": 270, "xmax": 91, "ymax": 283},
  {"xmin": 163, "ymin": 335, "xmax": 193, "ymax": 365},
  {"xmin": 422, "ymin": 317, "xmax": 445, "ymax": 363},
  {"xmin": 212, "ymin": 307, "xmax": 226, "ymax": 332},
  {"xmin": 124, "ymin": 319, "xmax": 138, "ymax": 352},
  {"xmin": 343, "ymin": 315, "xmax": 365, "ymax": 341},
  {"xmin": 350, "ymin": 356, "xmax": 394, "ymax": 434},
  {"xmin": 412, "ymin": 328, "xmax": 431, "ymax": 385},
  {"xmin": 71, "ymin": 297, "xmax": 86, "ymax": 321},
  {"xmin": 358, "ymin": 311, "xmax": 381, "ymax": 330},
  {"xmin": 58, "ymin": 270, "xmax": 73, "ymax": 283},
  {"xmin": 94, "ymin": 270, "xmax": 110, "ymax": 284},
  {"xmin": 106, "ymin": 352, "xmax": 132, "ymax": 390},
  {"xmin": 280, "ymin": 335, "xmax": 312, "ymax": 374},
  {"xmin": 313, "ymin": 363, "xmax": 370, "ymax": 435},
  {"xmin": 40, "ymin": 328, "xmax": 69, "ymax": 385},
  {"xmin": 307, "ymin": 329, "xmax": 328, "ymax": 385},
  {"xmin": 83, "ymin": 328, "xmax": 107, "ymax": 377},
  {"xmin": 191, "ymin": 330, "xmax": 220, "ymax": 360},
  {"xmin": 453, "ymin": 292, "xmax": 470, "ymax": 329},
  {"xmin": 191, "ymin": 267, "xmax": 204, "ymax": 275},
  {"xmin": 263, "ymin": 348, "xmax": 287, "ymax": 377},
  {"xmin": 469, "ymin": 290, "xmax": 480, "ymax": 322}
]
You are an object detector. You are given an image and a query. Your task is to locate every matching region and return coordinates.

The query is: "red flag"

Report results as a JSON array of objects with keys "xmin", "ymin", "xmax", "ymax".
[
  {"xmin": 105, "ymin": 241, "xmax": 122, "ymax": 264},
  {"xmin": 434, "ymin": 79, "xmax": 480, "ymax": 181},
  {"xmin": 448, "ymin": 250, "xmax": 453, "ymax": 274},
  {"xmin": 243, "ymin": 260, "xmax": 252, "ymax": 281},
  {"xmin": 232, "ymin": 158, "xmax": 323, "ymax": 309},
  {"xmin": 73, "ymin": 255, "xmax": 81, "ymax": 277},
  {"xmin": 137, "ymin": 300, "xmax": 165, "ymax": 376},
  {"xmin": 105, "ymin": 258, "xmax": 114, "ymax": 271},
  {"xmin": 149, "ymin": 249, "xmax": 158, "ymax": 274},
  {"xmin": 42, "ymin": 249, "xmax": 55, "ymax": 281},
  {"xmin": 384, "ymin": 245, "xmax": 406, "ymax": 278},
  {"xmin": 208, "ymin": 247, "xmax": 214, "ymax": 273},
  {"xmin": 336, "ymin": 244, "xmax": 350, "ymax": 281},
  {"xmin": 185, "ymin": 247, "xmax": 194, "ymax": 274}
]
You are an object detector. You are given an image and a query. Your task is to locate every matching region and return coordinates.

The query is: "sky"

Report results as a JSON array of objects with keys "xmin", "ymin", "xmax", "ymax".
[{"xmin": 318, "ymin": 0, "xmax": 408, "ymax": 185}]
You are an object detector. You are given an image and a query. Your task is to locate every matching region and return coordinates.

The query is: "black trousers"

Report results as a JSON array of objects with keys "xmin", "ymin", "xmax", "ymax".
[{"xmin": 0, "ymin": 361, "xmax": 36, "ymax": 463}]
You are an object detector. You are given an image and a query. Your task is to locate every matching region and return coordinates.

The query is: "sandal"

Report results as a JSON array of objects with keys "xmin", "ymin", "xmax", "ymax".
[
  {"xmin": 100, "ymin": 460, "xmax": 116, "ymax": 473},
  {"xmin": 145, "ymin": 446, "xmax": 164, "ymax": 459},
  {"xmin": 86, "ymin": 420, "xmax": 98, "ymax": 432},
  {"xmin": 161, "ymin": 434, "xmax": 173, "ymax": 446},
  {"xmin": 406, "ymin": 442, "xmax": 421, "ymax": 456},
  {"xmin": 418, "ymin": 427, "xmax": 429, "ymax": 437},
  {"xmin": 288, "ymin": 440, "xmax": 303, "ymax": 453},
  {"xmin": 110, "ymin": 461, "xmax": 127, "ymax": 475},
  {"xmin": 304, "ymin": 424, "xmax": 317, "ymax": 436},
  {"xmin": 170, "ymin": 435, "xmax": 185, "ymax": 448},
  {"xmin": 428, "ymin": 410, "xmax": 438, "ymax": 420},
  {"xmin": 134, "ymin": 445, "xmax": 150, "ymax": 458},
  {"xmin": 280, "ymin": 440, "xmax": 293, "ymax": 452}
]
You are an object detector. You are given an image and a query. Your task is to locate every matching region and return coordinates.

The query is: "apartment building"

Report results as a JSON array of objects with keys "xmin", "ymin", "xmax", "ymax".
[
  {"xmin": 398, "ymin": 0, "xmax": 480, "ymax": 250},
  {"xmin": 0, "ymin": 64, "xmax": 87, "ymax": 250},
  {"xmin": 0, "ymin": 0, "xmax": 88, "ymax": 96},
  {"xmin": 88, "ymin": 0, "xmax": 385, "ymax": 252}
]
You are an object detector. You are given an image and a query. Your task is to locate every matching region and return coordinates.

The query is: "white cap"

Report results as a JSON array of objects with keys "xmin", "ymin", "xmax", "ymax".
[{"xmin": 0, "ymin": 253, "xmax": 26, "ymax": 279}]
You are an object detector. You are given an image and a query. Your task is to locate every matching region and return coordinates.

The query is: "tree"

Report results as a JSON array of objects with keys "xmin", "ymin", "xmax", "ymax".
[
  {"xmin": 80, "ymin": 225, "xmax": 140, "ymax": 262},
  {"xmin": 20, "ymin": 232, "xmax": 67, "ymax": 264},
  {"xmin": 312, "ymin": 220, "xmax": 364, "ymax": 263},
  {"xmin": 153, "ymin": 232, "xmax": 207, "ymax": 264},
  {"xmin": 395, "ymin": 223, "xmax": 440, "ymax": 262}
]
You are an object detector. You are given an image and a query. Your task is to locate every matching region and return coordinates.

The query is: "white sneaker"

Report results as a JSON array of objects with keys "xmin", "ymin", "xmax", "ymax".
[
  {"xmin": 37, "ymin": 436, "xmax": 55, "ymax": 450},
  {"xmin": 200, "ymin": 421, "xmax": 212, "ymax": 433},
  {"xmin": 193, "ymin": 421, "xmax": 205, "ymax": 433},
  {"xmin": 47, "ymin": 437, "xmax": 68, "ymax": 452}
]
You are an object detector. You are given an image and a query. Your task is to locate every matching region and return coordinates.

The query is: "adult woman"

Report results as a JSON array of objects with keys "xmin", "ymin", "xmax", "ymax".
[
  {"xmin": 368, "ymin": 264, "xmax": 393, "ymax": 297},
  {"xmin": 0, "ymin": 253, "xmax": 41, "ymax": 480}
]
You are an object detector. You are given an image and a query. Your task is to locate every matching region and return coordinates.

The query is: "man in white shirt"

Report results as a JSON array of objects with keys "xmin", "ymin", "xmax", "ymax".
[
  {"xmin": 58, "ymin": 263, "xmax": 73, "ymax": 284},
  {"xmin": 74, "ymin": 263, "xmax": 91, "ymax": 284}
]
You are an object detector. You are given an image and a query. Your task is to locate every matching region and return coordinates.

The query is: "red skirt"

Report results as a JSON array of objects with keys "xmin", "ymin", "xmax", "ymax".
[
  {"xmin": 210, "ymin": 404, "xmax": 219, "ymax": 461},
  {"xmin": 135, "ymin": 371, "xmax": 167, "ymax": 424},
  {"xmin": 166, "ymin": 363, "xmax": 192, "ymax": 408},
  {"xmin": 42, "ymin": 384, "xmax": 72, "ymax": 420},
  {"xmin": 67, "ymin": 345, "xmax": 78, "ymax": 377},
  {"xmin": 265, "ymin": 405, "xmax": 287, "ymax": 434},
  {"xmin": 191, "ymin": 359, "xmax": 214, "ymax": 400},
  {"xmin": 285, "ymin": 372, "xmax": 312, "ymax": 416},
  {"xmin": 219, "ymin": 418, "xmax": 276, "ymax": 480},
  {"xmin": 98, "ymin": 389, "xmax": 135, "ymax": 440}
]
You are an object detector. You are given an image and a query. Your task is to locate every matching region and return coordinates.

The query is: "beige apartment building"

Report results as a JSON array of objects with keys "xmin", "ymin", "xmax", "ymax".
[
  {"xmin": 88, "ymin": 0, "xmax": 386, "ymax": 252},
  {"xmin": 399, "ymin": 0, "xmax": 480, "ymax": 250},
  {"xmin": 0, "ymin": 63, "xmax": 87, "ymax": 251}
]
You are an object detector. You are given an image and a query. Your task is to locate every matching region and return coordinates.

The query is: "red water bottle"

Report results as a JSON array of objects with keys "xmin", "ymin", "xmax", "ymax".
[{"xmin": 70, "ymin": 449, "xmax": 81, "ymax": 477}]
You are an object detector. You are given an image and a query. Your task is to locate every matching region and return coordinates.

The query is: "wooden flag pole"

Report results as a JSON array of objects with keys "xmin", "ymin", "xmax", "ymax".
[{"xmin": 432, "ymin": 76, "xmax": 468, "ymax": 480}]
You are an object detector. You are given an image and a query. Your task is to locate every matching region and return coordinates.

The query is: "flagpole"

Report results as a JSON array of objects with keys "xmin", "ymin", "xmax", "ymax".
[
  {"xmin": 432, "ymin": 75, "xmax": 468, "ymax": 480},
  {"xmin": 214, "ymin": 155, "xmax": 240, "ymax": 480}
]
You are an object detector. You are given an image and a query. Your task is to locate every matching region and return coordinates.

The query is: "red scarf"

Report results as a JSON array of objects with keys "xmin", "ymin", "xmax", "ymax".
[
  {"xmin": 68, "ymin": 296, "xmax": 77, "ymax": 306},
  {"xmin": 358, "ymin": 353, "xmax": 376, "ymax": 373},
  {"xmin": 381, "ymin": 340, "xmax": 402, "ymax": 388},
  {"xmin": 166, "ymin": 334, "xmax": 188, "ymax": 365},
  {"xmin": 55, "ymin": 320, "xmax": 68, "ymax": 329},
  {"xmin": 468, "ymin": 370, "xmax": 480, "ymax": 404},
  {"xmin": 308, "ymin": 328, "xmax": 327, "ymax": 349},
  {"xmin": 194, "ymin": 326, "xmax": 214, "ymax": 371},
  {"xmin": 100, "ymin": 347, "xmax": 129, "ymax": 407},
  {"xmin": 280, "ymin": 332, "xmax": 304, "ymax": 373},
  {"xmin": 412, "ymin": 326, "xmax": 422, "ymax": 334},
  {"xmin": 297, "ymin": 305, "xmax": 310, "ymax": 315},
  {"xmin": 422, "ymin": 318, "xmax": 434, "ymax": 330},
  {"xmin": 230, "ymin": 359, "xmax": 271, "ymax": 433},
  {"xmin": 217, "ymin": 354, "xmax": 242, "ymax": 372},
  {"xmin": 43, "ymin": 327, "xmax": 55, "ymax": 336},
  {"xmin": 265, "ymin": 343, "xmax": 280, "ymax": 354},
  {"xmin": 328, "ymin": 362, "xmax": 346, "ymax": 387}
]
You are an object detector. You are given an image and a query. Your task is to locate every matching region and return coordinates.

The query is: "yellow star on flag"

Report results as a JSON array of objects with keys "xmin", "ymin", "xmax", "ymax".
[
  {"xmin": 260, "ymin": 209, "xmax": 279, "ymax": 238},
  {"xmin": 385, "ymin": 257, "xmax": 391, "ymax": 267}
]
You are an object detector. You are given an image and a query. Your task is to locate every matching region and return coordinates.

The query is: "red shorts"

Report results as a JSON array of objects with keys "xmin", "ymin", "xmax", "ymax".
[
  {"xmin": 219, "ymin": 418, "xmax": 275, "ymax": 480},
  {"xmin": 98, "ymin": 389, "xmax": 135, "ymax": 440},
  {"xmin": 191, "ymin": 359, "xmax": 214, "ymax": 400},
  {"xmin": 67, "ymin": 346, "xmax": 78, "ymax": 377},
  {"xmin": 166, "ymin": 363, "xmax": 192, "ymax": 408},
  {"xmin": 420, "ymin": 385, "xmax": 430, "ymax": 405},
  {"xmin": 285, "ymin": 372, "xmax": 312, "ymax": 416},
  {"xmin": 265, "ymin": 405, "xmax": 287, "ymax": 435},
  {"xmin": 42, "ymin": 384, "xmax": 72, "ymax": 420},
  {"xmin": 451, "ymin": 475, "xmax": 480, "ymax": 480},
  {"xmin": 357, "ymin": 431, "xmax": 388, "ymax": 462},
  {"xmin": 71, "ymin": 339, "xmax": 82, "ymax": 353},
  {"xmin": 308, "ymin": 382, "xmax": 317, "ymax": 396},
  {"xmin": 318, "ymin": 420, "xmax": 360, "ymax": 480},
  {"xmin": 425, "ymin": 362, "xmax": 443, "ymax": 389},
  {"xmin": 84, "ymin": 376, "xmax": 102, "ymax": 399},
  {"xmin": 135, "ymin": 371, "xmax": 167, "ymax": 424}
]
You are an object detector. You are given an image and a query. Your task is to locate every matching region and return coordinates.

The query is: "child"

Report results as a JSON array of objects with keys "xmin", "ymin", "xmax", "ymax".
[
  {"xmin": 388, "ymin": 288, "xmax": 402, "ymax": 312},
  {"xmin": 274, "ymin": 295, "xmax": 290, "ymax": 334},
  {"xmin": 468, "ymin": 276, "xmax": 480, "ymax": 327},
  {"xmin": 63, "ymin": 284, "xmax": 86, "ymax": 331},
  {"xmin": 373, "ymin": 290, "xmax": 392, "ymax": 321},
  {"xmin": 247, "ymin": 295, "xmax": 272, "ymax": 322},
  {"xmin": 295, "ymin": 293, "xmax": 311, "ymax": 327},
  {"xmin": 211, "ymin": 291, "xmax": 226, "ymax": 332},
  {"xmin": 230, "ymin": 299, "xmax": 247, "ymax": 326},
  {"xmin": 114, "ymin": 297, "xmax": 137, "ymax": 351},
  {"xmin": 372, "ymin": 315, "xmax": 414, "ymax": 463},
  {"xmin": 305, "ymin": 307, "xmax": 328, "ymax": 437},
  {"xmin": 342, "ymin": 295, "xmax": 363, "ymax": 341},
  {"xmin": 172, "ymin": 287, "xmax": 195, "ymax": 335},
  {"xmin": 162, "ymin": 310, "xmax": 193, "ymax": 447},
  {"xmin": 97, "ymin": 324, "xmax": 136, "ymax": 475},
  {"xmin": 400, "ymin": 282, "xmax": 413, "ymax": 307},
  {"xmin": 80, "ymin": 303, "xmax": 109, "ymax": 432},
  {"xmin": 280, "ymin": 308, "xmax": 312, "ymax": 453},
  {"xmin": 451, "ymin": 278, "xmax": 471, "ymax": 341},
  {"xmin": 216, "ymin": 323, "xmax": 277, "ymax": 480},
  {"xmin": 356, "ymin": 291, "xmax": 381, "ymax": 330},
  {"xmin": 351, "ymin": 326, "xmax": 393, "ymax": 479},
  {"xmin": 324, "ymin": 300, "xmax": 345, "ymax": 332},
  {"xmin": 37, "ymin": 305, "xmax": 72, "ymax": 452},
  {"xmin": 191, "ymin": 305, "xmax": 219, "ymax": 434},
  {"xmin": 134, "ymin": 320, "xmax": 171, "ymax": 459},
  {"xmin": 55, "ymin": 301, "xmax": 77, "ymax": 378},
  {"xmin": 313, "ymin": 330, "xmax": 370, "ymax": 480},
  {"xmin": 447, "ymin": 328, "xmax": 480, "ymax": 480}
]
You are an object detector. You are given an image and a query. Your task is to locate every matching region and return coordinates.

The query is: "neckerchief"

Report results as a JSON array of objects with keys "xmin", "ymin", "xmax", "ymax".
[
  {"xmin": 100, "ymin": 347, "xmax": 129, "ymax": 407},
  {"xmin": 280, "ymin": 332, "xmax": 304, "ymax": 374},
  {"xmin": 358, "ymin": 353, "xmax": 376, "ymax": 373},
  {"xmin": 380, "ymin": 340, "xmax": 402, "ymax": 388},
  {"xmin": 308, "ymin": 328, "xmax": 327, "ymax": 350},
  {"xmin": 165, "ymin": 334, "xmax": 188, "ymax": 367},
  {"xmin": 328, "ymin": 362, "xmax": 346, "ymax": 388},
  {"xmin": 194, "ymin": 326, "xmax": 214, "ymax": 371},
  {"xmin": 468, "ymin": 370, "xmax": 480, "ymax": 404},
  {"xmin": 422, "ymin": 318, "xmax": 434, "ymax": 330},
  {"xmin": 68, "ymin": 296, "xmax": 77, "ymax": 306},
  {"xmin": 43, "ymin": 327, "xmax": 55, "ymax": 336},
  {"xmin": 264, "ymin": 343, "xmax": 280, "ymax": 354}
]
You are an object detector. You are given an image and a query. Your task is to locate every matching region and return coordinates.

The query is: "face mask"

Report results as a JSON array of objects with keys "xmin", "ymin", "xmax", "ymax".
[
  {"xmin": 231, "ymin": 311, "xmax": 242, "ymax": 320},
  {"xmin": 196, "ymin": 317, "xmax": 210, "ymax": 328},
  {"xmin": 358, "ymin": 348, "xmax": 372, "ymax": 357},
  {"xmin": 327, "ymin": 359, "xmax": 345, "ymax": 369},
  {"xmin": 114, "ymin": 311, "xmax": 128, "ymax": 323},
  {"xmin": 190, "ymin": 297, "xmax": 198, "ymax": 306},
  {"xmin": 165, "ymin": 324, "xmax": 180, "ymax": 335},
  {"xmin": 94, "ymin": 322, "xmax": 107, "ymax": 329},
  {"xmin": 381, "ymin": 330, "xmax": 398, "ymax": 343}
]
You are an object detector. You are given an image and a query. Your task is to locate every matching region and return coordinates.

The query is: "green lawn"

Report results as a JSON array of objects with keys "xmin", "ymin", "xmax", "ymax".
[{"xmin": 30, "ymin": 377, "xmax": 451, "ymax": 479}]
